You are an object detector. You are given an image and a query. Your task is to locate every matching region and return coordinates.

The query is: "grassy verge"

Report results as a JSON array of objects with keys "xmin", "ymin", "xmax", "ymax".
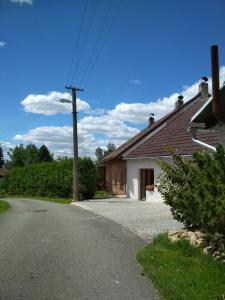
[
  {"xmin": 0, "ymin": 199, "xmax": 10, "ymax": 213},
  {"xmin": 137, "ymin": 233, "xmax": 225, "ymax": 300},
  {"xmin": 4, "ymin": 195, "xmax": 72, "ymax": 204},
  {"xmin": 93, "ymin": 190, "xmax": 113, "ymax": 199}
]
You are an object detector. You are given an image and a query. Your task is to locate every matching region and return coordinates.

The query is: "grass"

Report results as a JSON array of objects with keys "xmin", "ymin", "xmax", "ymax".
[
  {"xmin": 0, "ymin": 199, "xmax": 10, "ymax": 213},
  {"xmin": 137, "ymin": 233, "xmax": 225, "ymax": 300},
  {"xmin": 93, "ymin": 190, "xmax": 113, "ymax": 199},
  {"xmin": 4, "ymin": 195, "xmax": 72, "ymax": 204}
]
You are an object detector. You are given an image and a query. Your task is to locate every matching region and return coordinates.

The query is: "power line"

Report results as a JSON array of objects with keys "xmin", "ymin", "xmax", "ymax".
[
  {"xmin": 71, "ymin": 0, "xmax": 98, "ymax": 85},
  {"xmin": 66, "ymin": 0, "xmax": 90, "ymax": 86},
  {"xmin": 78, "ymin": 0, "xmax": 112, "ymax": 86},
  {"xmin": 79, "ymin": 0, "xmax": 121, "ymax": 87}
]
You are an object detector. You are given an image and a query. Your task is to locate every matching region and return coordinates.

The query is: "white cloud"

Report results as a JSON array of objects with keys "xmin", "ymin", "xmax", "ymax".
[
  {"xmin": 9, "ymin": 0, "xmax": 32, "ymax": 5},
  {"xmin": 19, "ymin": 91, "xmax": 139, "ymax": 157},
  {"xmin": 79, "ymin": 115, "xmax": 139, "ymax": 139},
  {"xmin": 13, "ymin": 116, "xmax": 138, "ymax": 158},
  {"xmin": 130, "ymin": 79, "xmax": 142, "ymax": 85},
  {"xmin": 14, "ymin": 126, "xmax": 77, "ymax": 157},
  {"xmin": 0, "ymin": 41, "xmax": 6, "ymax": 48},
  {"xmin": 13, "ymin": 66, "xmax": 225, "ymax": 158},
  {"xmin": 110, "ymin": 66, "xmax": 225, "ymax": 124},
  {"xmin": 22, "ymin": 91, "xmax": 91, "ymax": 115}
]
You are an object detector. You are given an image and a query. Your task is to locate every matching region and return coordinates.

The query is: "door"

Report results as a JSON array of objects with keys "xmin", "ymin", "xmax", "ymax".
[{"xmin": 140, "ymin": 169, "xmax": 154, "ymax": 199}]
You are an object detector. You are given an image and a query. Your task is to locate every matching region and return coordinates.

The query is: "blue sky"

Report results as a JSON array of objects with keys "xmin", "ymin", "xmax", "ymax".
[{"xmin": 0, "ymin": 0, "xmax": 225, "ymax": 157}]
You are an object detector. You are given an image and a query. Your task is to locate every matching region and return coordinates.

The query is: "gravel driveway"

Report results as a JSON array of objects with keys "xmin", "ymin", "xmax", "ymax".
[{"xmin": 73, "ymin": 198, "xmax": 183, "ymax": 242}]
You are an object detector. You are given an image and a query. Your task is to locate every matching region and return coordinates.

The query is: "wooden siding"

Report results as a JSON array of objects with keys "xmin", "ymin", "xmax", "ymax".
[{"xmin": 105, "ymin": 159, "xmax": 126, "ymax": 195}]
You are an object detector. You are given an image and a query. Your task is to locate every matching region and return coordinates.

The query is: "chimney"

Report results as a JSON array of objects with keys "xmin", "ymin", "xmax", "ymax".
[
  {"xmin": 175, "ymin": 95, "xmax": 183, "ymax": 109},
  {"xmin": 199, "ymin": 78, "xmax": 209, "ymax": 100},
  {"xmin": 148, "ymin": 113, "xmax": 154, "ymax": 126}
]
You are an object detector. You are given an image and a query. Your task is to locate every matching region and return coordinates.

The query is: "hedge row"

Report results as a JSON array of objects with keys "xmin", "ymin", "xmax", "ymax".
[{"xmin": 1, "ymin": 158, "xmax": 96, "ymax": 199}]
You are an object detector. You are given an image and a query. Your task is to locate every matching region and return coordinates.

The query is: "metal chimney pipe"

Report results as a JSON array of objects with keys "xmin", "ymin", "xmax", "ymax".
[{"xmin": 211, "ymin": 45, "xmax": 220, "ymax": 120}]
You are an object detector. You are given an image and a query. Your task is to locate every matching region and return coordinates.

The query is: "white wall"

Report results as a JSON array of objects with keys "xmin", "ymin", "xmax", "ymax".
[{"xmin": 126, "ymin": 157, "xmax": 172, "ymax": 202}]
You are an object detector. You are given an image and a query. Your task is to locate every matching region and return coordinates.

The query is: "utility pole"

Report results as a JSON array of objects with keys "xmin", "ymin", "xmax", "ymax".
[{"xmin": 65, "ymin": 85, "xmax": 83, "ymax": 201}]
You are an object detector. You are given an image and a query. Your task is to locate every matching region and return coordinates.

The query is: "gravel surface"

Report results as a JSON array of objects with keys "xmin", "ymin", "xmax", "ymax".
[
  {"xmin": 0, "ymin": 198, "xmax": 160, "ymax": 300},
  {"xmin": 73, "ymin": 198, "xmax": 183, "ymax": 242}
]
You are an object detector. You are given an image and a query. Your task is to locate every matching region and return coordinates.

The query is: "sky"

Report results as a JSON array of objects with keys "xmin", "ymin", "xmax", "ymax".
[{"xmin": 0, "ymin": 0, "xmax": 225, "ymax": 158}]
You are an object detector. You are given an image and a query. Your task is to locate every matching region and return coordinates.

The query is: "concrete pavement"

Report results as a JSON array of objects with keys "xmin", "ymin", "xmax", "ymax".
[
  {"xmin": 0, "ymin": 198, "xmax": 160, "ymax": 300},
  {"xmin": 73, "ymin": 198, "xmax": 182, "ymax": 242}
]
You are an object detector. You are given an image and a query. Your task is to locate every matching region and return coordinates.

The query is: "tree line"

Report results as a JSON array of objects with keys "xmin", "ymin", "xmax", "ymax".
[
  {"xmin": 0, "ymin": 144, "xmax": 53, "ymax": 168},
  {"xmin": 0, "ymin": 141, "xmax": 116, "ymax": 168}
]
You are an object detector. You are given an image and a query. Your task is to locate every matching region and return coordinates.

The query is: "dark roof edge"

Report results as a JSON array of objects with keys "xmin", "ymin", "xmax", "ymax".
[{"xmin": 102, "ymin": 93, "xmax": 201, "ymax": 162}]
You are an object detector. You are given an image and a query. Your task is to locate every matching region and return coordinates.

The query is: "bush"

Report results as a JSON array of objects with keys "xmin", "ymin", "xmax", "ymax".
[
  {"xmin": 1, "ymin": 158, "xmax": 96, "ymax": 200},
  {"xmin": 157, "ymin": 145, "xmax": 225, "ymax": 239}
]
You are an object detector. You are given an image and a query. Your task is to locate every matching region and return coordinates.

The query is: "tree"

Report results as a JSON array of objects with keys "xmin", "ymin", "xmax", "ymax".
[
  {"xmin": 38, "ymin": 145, "xmax": 53, "ymax": 162},
  {"xmin": 104, "ymin": 143, "xmax": 116, "ymax": 157},
  {"xmin": 95, "ymin": 143, "xmax": 116, "ymax": 163},
  {"xmin": 7, "ymin": 144, "xmax": 53, "ymax": 168},
  {"xmin": 7, "ymin": 144, "xmax": 26, "ymax": 168},
  {"xmin": 95, "ymin": 147, "xmax": 104, "ymax": 163},
  {"xmin": 24, "ymin": 144, "xmax": 39, "ymax": 165},
  {"xmin": 0, "ymin": 145, "xmax": 4, "ymax": 168}
]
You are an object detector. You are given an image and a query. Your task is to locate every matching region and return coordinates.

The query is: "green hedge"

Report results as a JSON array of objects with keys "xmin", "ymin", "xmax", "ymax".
[{"xmin": 1, "ymin": 158, "xmax": 96, "ymax": 199}]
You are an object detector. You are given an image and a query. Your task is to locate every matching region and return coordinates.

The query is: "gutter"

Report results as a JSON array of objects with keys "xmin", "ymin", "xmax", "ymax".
[
  {"xmin": 189, "ymin": 96, "xmax": 216, "ymax": 152},
  {"xmin": 188, "ymin": 127, "xmax": 216, "ymax": 152}
]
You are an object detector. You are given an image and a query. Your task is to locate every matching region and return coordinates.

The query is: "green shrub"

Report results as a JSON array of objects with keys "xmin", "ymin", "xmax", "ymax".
[
  {"xmin": 157, "ymin": 145, "xmax": 225, "ymax": 239},
  {"xmin": 1, "ymin": 158, "xmax": 96, "ymax": 200}
]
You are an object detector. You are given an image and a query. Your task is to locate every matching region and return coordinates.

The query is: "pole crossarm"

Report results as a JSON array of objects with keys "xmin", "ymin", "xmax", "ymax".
[{"xmin": 65, "ymin": 85, "xmax": 84, "ymax": 92}]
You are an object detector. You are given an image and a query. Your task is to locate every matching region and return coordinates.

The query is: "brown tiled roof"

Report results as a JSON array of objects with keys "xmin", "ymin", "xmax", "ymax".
[
  {"xmin": 102, "ymin": 118, "xmax": 164, "ymax": 162},
  {"xmin": 103, "ymin": 94, "xmax": 205, "ymax": 162},
  {"xmin": 126, "ymin": 96, "xmax": 219, "ymax": 159},
  {"xmin": 102, "ymin": 105, "xmax": 181, "ymax": 162}
]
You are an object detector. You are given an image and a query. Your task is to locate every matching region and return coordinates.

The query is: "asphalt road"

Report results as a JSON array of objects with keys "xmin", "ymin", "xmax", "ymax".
[{"xmin": 0, "ymin": 199, "xmax": 160, "ymax": 300}]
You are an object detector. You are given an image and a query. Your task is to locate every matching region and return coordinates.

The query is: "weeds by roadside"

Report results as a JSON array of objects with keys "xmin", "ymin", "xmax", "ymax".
[
  {"xmin": 137, "ymin": 233, "xmax": 225, "ymax": 300},
  {"xmin": 0, "ymin": 200, "xmax": 10, "ymax": 214}
]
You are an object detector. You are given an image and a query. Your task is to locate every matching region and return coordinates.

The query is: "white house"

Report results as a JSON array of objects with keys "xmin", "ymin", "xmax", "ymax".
[{"xmin": 103, "ymin": 81, "xmax": 219, "ymax": 202}]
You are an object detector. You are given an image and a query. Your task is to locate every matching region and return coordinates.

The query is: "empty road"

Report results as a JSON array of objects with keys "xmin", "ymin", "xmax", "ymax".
[{"xmin": 0, "ymin": 199, "xmax": 159, "ymax": 300}]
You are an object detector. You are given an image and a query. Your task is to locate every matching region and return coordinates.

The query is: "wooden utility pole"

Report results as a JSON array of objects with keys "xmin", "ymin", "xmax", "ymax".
[{"xmin": 65, "ymin": 85, "xmax": 83, "ymax": 201}]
